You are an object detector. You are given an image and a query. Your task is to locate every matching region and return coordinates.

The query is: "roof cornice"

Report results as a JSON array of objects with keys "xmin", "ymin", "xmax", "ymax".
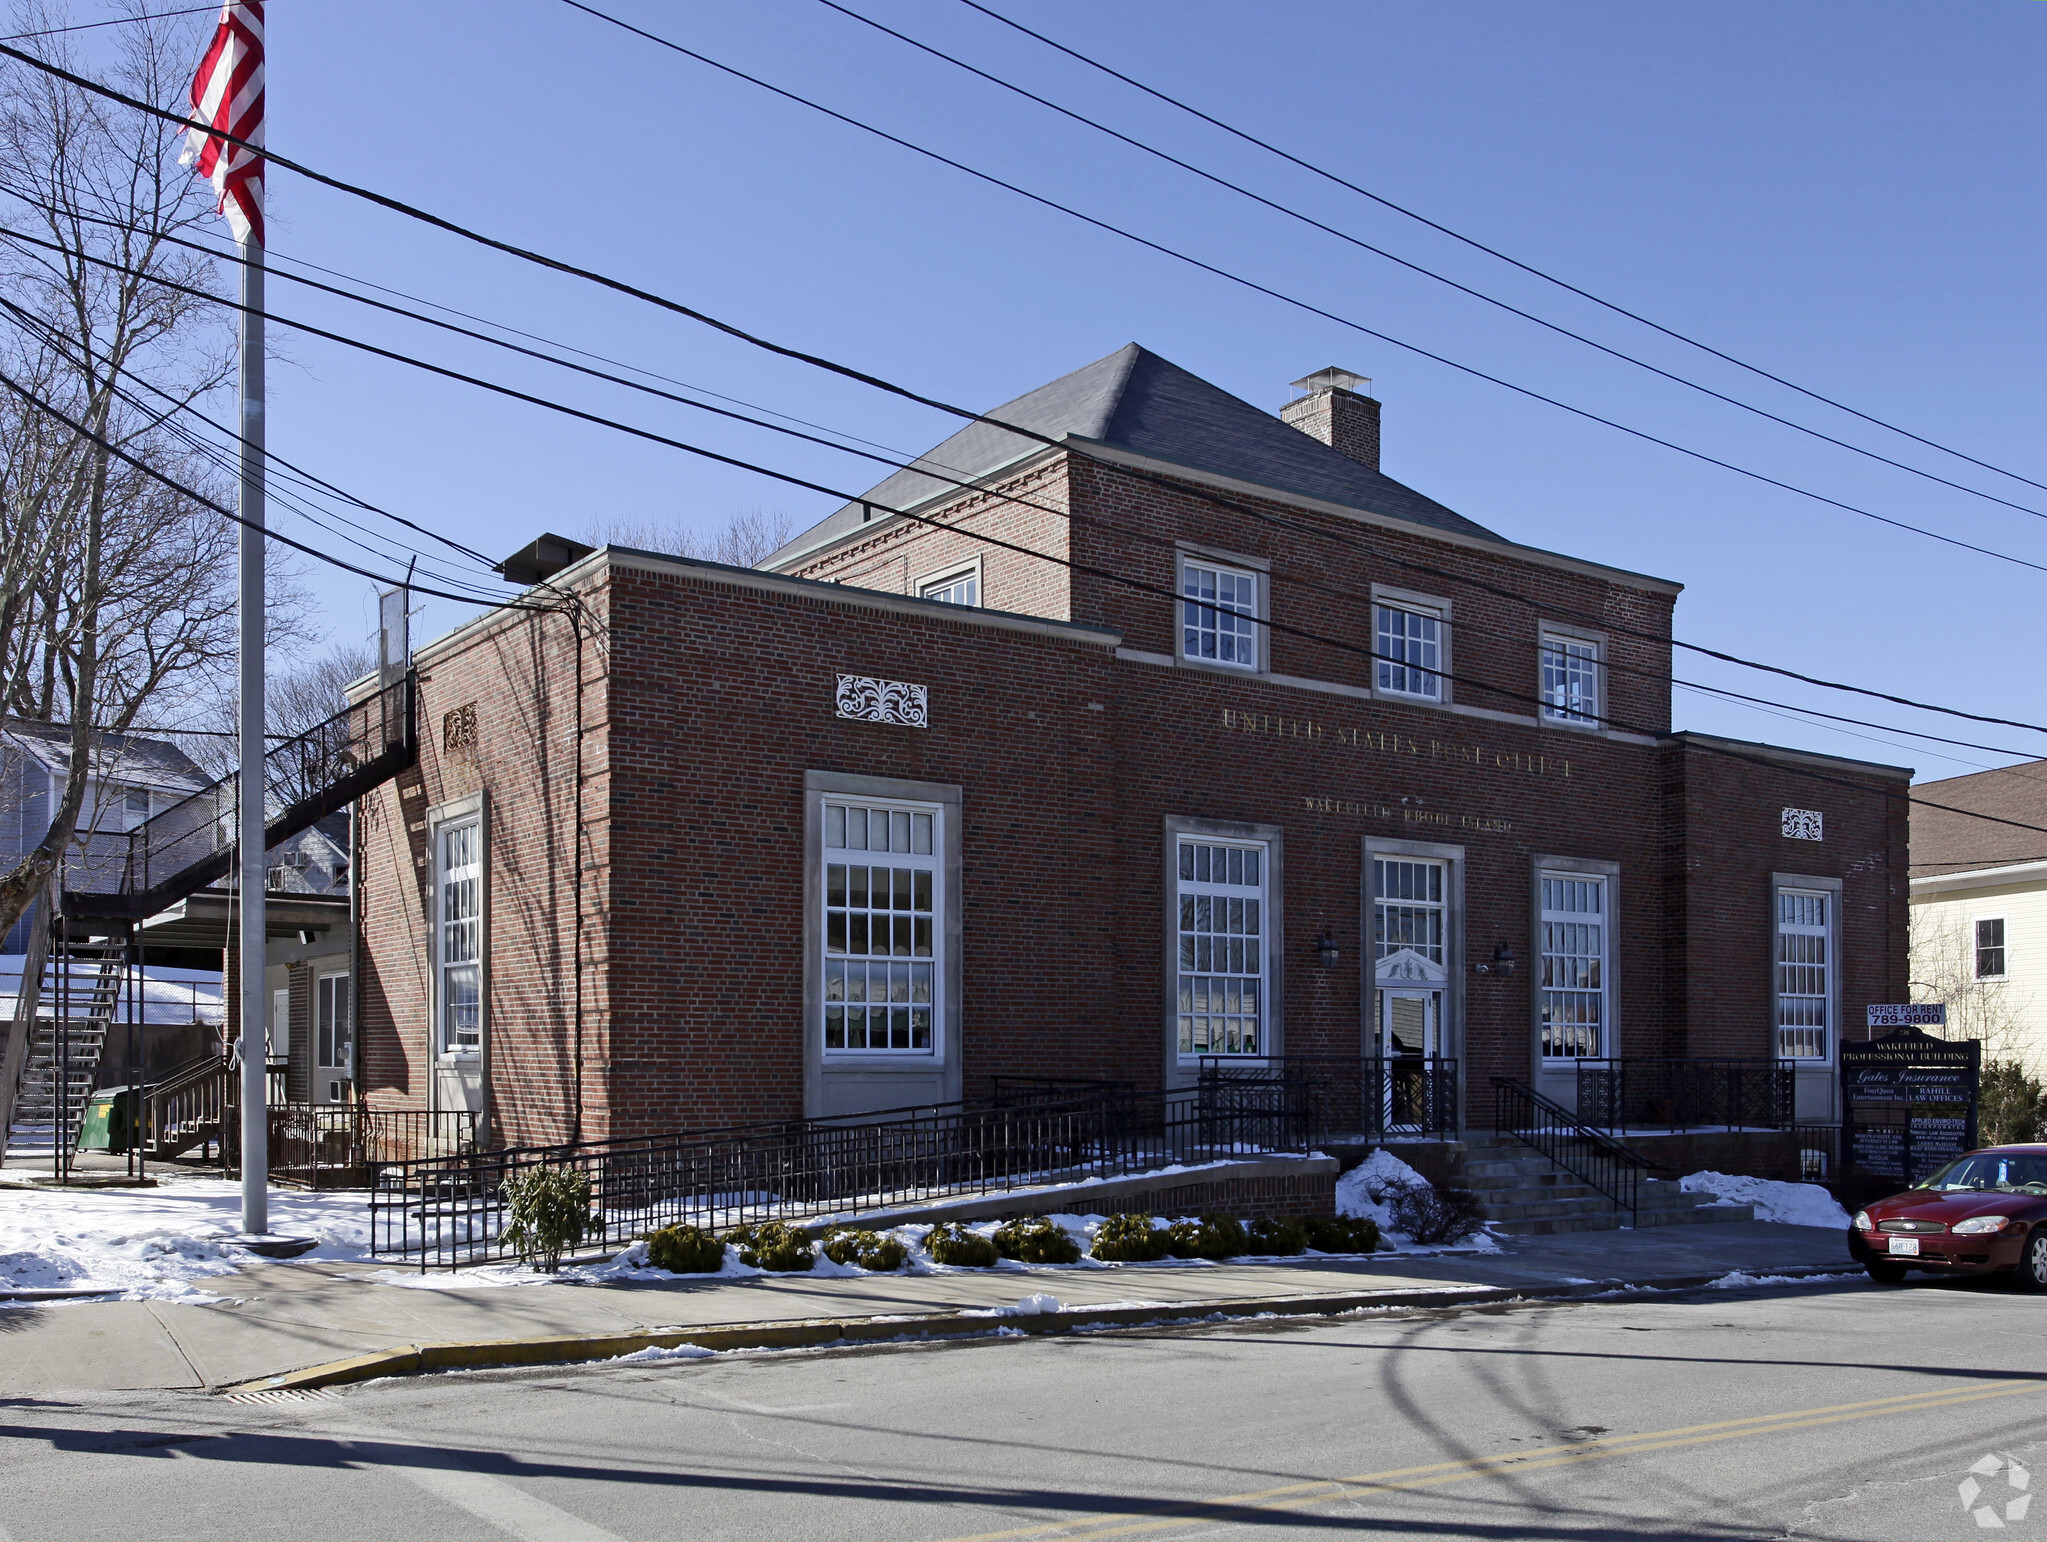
[
  {"xmin": 1670, "ymin": 729, "xmax": 1914, "ymax": 782},
  {"xmin": 1911, "ymin": 858, "xmax": 2047, "ymax": 895}
]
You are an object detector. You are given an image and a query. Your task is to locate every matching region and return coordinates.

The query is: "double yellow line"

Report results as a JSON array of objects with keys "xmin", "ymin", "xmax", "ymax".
[{"xmin": 935, "ymin": 1378, "xmax": 2046, "ymax": 1542}]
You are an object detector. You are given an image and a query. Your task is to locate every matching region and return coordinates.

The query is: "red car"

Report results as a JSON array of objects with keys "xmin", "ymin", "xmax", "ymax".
[{"xmin": 1848, "ymin": 1144, "xmax": 2047, "ymax": 1286}]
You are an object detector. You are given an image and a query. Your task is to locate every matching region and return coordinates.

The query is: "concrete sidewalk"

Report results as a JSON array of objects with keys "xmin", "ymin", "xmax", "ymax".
[{"xmin": 0, "ymin": 1220, "xmax": 1857, "ymax": 1395}]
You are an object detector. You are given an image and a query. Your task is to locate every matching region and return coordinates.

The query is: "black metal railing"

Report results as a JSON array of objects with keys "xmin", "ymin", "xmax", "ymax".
[
  {"xmin": 1493, "ymin": 1076, "xmax": 1654, "ymax": 1221},
  {"xmin": 1195, "ymin": 1055, "xmax": 1460, "ymax": 1141},
  {"xmin": 267, "ymin": 1104, "xmax": 479, "ymax": 1189},
  {"xmin": 60, "ymin": 674, "xmax": 415, "ymax": 921},
  {"xmin": 370, "ymin": 1083, "xmax": 1319, "ymax": 1269},
  {"xmin": 1573, "ymin": 1058, "xmax": 1795, "ymax": 1133}
]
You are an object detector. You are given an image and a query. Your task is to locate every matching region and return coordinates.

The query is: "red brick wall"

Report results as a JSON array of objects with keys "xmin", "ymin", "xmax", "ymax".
[{"xmin": 354, "ymin": 453, "xmax": 1906, "ymax": 1143}]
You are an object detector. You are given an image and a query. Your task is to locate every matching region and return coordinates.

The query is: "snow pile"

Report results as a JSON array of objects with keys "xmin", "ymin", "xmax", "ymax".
[
  {"xmin": 0, "ymin": 1177, "xmax": 375, "ymax": 1300},
  {"xmin": 611, "ymin": 1342, "xmax": 717, "ymax": 1363},
  {"xmin": 1680, "ymin": 1172, "xmax": 1850, "ymax": 1228},
  {"xmin": 1336, "ymin": 1149, "xmax": 1499, "ymax": 1252},
  {"xmin": 1003, "ymin": 1292, "xmax": 1063, "ymax": 1316}
]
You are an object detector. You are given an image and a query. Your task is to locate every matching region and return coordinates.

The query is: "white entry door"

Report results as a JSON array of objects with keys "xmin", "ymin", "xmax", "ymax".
[{"xmin": 1379, "ymin": 988, "xmax": 1443, "ymax": 1059}]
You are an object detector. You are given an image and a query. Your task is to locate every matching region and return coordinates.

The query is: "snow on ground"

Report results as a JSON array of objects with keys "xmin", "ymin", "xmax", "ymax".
[
  {"xmin": 0, "ymin": 956, "xmax": 223, "ymax": 1025},
  {"xmin": 1680, "ymin": 1171, "xmax": 1851, "ymax": 1228},
  {"xmin": 0, "ymin": 1176, "xmax": 373, "ymax": 1300},
  {"xmin": 2, "ymin": 1179, "xmax": 1429, "ymax": 1300},
  {"xmin": 1336, "ymin": 1148, "xmax": 1500, "ymax": 1253}
]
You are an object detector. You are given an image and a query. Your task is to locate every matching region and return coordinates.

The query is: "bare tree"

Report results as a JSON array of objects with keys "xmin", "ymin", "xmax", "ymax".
[
  {"xmin": 0, "ymin": 3, "xmax": 265, "ymax": 935},
  {"xmin": 1909, "ymin": 908, "xmax": 2037, "ymax": 1064},
  {"xmin": 583, "ymin": 505, "xmax": 795, "ymax": 570}
]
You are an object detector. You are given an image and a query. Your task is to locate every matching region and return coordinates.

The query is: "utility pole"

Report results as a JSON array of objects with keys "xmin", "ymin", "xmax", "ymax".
[{"xmin": 236, "ymin": 230, "xmax": 266, "ymax": 1236}]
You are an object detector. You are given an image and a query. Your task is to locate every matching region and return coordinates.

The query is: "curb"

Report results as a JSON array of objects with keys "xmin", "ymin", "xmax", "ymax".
[{"xmin": 216, "ymin": 1264, "xmax": 1860, "ymax": 1394}]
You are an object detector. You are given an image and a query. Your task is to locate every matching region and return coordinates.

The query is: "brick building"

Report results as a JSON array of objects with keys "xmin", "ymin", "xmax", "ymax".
[{"xmin": 354, "ymin": 345, "xmax": 1908, "ymax": 1148}]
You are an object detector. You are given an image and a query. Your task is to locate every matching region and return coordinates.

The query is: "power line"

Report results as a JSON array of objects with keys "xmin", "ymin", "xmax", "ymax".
[
  {"xmin": 0, "ymin": 5, "xmax": 216, "ymax": 43},
  {"xmin": 558, "ymin": 0, "xmax": 2047, "ymax": 580},
  {"xmin": 1, "ymin": 48, "xmax": 2033, "ymax": 753},
  {"xmin": 820, "ymin": 0, "xmax": 2047, "ymax": 528},
  {"xmin": 16, "ymin": 23, "xmax": 2047, "ymax": 613},
  {"xmin": 39, "ymin": 204, "xmax": 2046, "ymax": 757},
  {"xmin": 0, "ymin": 356, "xmax": 561, "ymax": 614},
  {"xmin": 0, "ymin": 247, "xmax": 2028, "ymax": 846},
  {"xmin": 955, "ymin": 0, "xmax": 2047, "ymax": 505},
  {"xmin": 16, "ymin": 192, "xmax": 2044, "ymax": 760}
]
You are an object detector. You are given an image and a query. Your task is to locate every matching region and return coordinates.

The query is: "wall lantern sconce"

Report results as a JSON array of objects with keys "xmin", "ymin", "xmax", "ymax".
[
  {"xmin": 1315, "ymin": 931, "xmax": 1340, "ymax": 969},
  {"xmin": 1474, "ymin": 941, "xmax": 1517, "ymax": 977}
]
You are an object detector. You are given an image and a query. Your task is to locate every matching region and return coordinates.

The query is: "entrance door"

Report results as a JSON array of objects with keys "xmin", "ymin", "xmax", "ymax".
[
  {"xmin": 314, "ymin": 972, "xmax": 352, "ymax": 1104},
  {"xmin": 1378, "ymin": 987, "xmax": 1443, "ymax": 1132}
]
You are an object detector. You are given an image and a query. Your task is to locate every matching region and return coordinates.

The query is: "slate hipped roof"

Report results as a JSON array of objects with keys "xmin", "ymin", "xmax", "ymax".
[
  {"xmin": 1910, "ymin": 762, "xmax": 2047, "ymax": 875},
  {"xmin": 765, "ymin": 344, "xmax": 1502, "ymax": 568},
  {"xmin": 2, "ymin": 717, "xmax": 207, "ymax": 793}
]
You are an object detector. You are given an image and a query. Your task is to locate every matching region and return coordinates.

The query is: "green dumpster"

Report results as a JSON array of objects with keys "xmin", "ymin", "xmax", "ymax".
[{"xmin": 75, "ymin": 1086, "xmax": 136, "ymax": 1155}]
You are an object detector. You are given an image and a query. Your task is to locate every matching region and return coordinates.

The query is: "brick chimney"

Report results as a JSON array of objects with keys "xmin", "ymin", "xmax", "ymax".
[{"xmin": 1282, "ymin": 367, "xmax": 1380, "ymax": 471}]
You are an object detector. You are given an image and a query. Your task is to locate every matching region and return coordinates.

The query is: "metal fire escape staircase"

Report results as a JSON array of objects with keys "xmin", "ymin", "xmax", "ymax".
[{"xmin": 3, "ymin": 675, "xmax": 415, "ymax": 1166}]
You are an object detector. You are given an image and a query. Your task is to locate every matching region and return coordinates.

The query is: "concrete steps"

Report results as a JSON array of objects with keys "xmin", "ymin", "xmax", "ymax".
[{"xmin": 1452, "ymin": 1136, "xmax": 1754, "ymax": 1236}]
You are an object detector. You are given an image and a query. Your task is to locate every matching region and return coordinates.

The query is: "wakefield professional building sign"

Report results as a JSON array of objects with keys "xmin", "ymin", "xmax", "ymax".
[{"xmin": 1840, "ymin": 1012, "xmax": 1978, "ymax": 1187}]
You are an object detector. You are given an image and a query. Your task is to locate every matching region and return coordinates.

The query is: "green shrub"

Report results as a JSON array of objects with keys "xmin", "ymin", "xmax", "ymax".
[
  {"xmin": 643, "ymin": 1223, "xmax": 725, "ymax": 1274},
  {"xmin": 1247, "ymin": 1215, "xmax": 1309, "ymax": 1256},
  {"xmin": 499, "ymin": 1165, "xmax": 594, "ymax": 1273},
  {"xmin": 723, "ymin": 1220, "xmax": 816, "ymax": 1272},
  {"xmin": 821, "ymin": 1226, "xmax": 909, "ymax": 1271},
  {"xmin": 993, "ymin": 1215, "xmax": 1083, "ymax": 1265},
  {"xmin": 1090, "ymin": 1213, "xmax": 1170, "ymax": 1262},
  {"xmin": 924, "ymin": 1221, "xmax": 1000, "ymax": 1267},
  {"xmin": 1164, "ymin": 1213, "xmax": 1247, "ymax": 1261},
  {"xmin": 1303, "ymin": 1214, "xmax": 1381, "ymax": 1254}
]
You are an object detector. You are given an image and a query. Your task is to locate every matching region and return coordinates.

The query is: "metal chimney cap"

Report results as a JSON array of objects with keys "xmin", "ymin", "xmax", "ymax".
[{"xmin": 1290, "ymin": 366, "xmax": 1372, "ymax": 397}]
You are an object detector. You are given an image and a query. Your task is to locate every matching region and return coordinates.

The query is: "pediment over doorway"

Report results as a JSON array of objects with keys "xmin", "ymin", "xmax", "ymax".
[{"xmin": 1375, "ymin": 947, "xmax": 1447, "ymax": 984}]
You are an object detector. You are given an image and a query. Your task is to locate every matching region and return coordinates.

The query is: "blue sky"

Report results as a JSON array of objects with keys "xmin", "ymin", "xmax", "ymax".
[{"xmin": 123, "ymin": 1, "xmax": 2047, "ymax": 780}]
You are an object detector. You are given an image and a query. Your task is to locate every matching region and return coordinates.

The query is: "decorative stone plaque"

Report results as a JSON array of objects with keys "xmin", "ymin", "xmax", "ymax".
[
  {"xmin": 1781, "ymin": 807, "xmax": 1823, "ymax": 841},
  {"xmin": 836, "ymin": 674, "xmax": 929, "ymax": 729}
]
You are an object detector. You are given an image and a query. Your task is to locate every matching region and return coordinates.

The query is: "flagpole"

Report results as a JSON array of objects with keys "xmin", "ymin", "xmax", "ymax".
[{"xmin": 237, "ymin": 228, "xmax": 266, "ymax": 1237}]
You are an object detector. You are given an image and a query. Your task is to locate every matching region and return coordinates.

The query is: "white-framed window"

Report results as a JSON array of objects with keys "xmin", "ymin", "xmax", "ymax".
[
  {"xmin": 1373, "ymin": 858, "xmax": 1446, "ymax": 971},
  {"xmin": 1179, "ymin": 558, "xmax": 1260, "ymax": 671},
  {"xmin": 1540, "ymin": 630, "xmax": 1601, "ymax": 726},
  {"xmin": 1776, "ymin": 889, "xmax": 1831, "ymax": 1061},
  {"xmin": 436, "ymin": 814, "xmax": 483, "ymax": 1057},
  {"xmin": 1539, "ymin": 872, "xmax": 1607, "ymax": 1059},
  {"xmin": 1176, "ymin": 837, "xmax": 1267, "ymax": 1057},
  {"xmin": 1977, "ymin": 917, "xmax": 2008, "ymax": 980},
  {"xmin": 316, "ymin": 971, "xmax": 352, "ymax": 1073},
  {"xmin": 823, "ymin": 799, "xmax": 941, "ymax": 1054},
  {"xmin": 919, "ymin": 567, "xmax": 980, "ymax": 607},
  {"xmin": 1375, "ymin": 602, "xmax": 1443, "ymax": 701}
]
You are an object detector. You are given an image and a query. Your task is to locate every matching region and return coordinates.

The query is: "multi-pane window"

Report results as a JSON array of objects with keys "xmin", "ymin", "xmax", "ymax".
[
  {"xmin": 920, "ymin": 569, "xmax": 979, "ymax": 607},
  {"xmin": 437, "ymin": 818, "xmax": 482, "ymax": 1055},
  {"xmin": 1181, "ymin": 561, "xmax": 1259, "ymax": 670},
  {"xmin": 1776, "ymin": 890, "xmax": 1831, "ymax": 1061},
  {"xmin": 1373, "ymin": 858, "xmax": 1445, "ymax": 968},
  {"xmin": 1176, "ymin": 839, "xmax": 1266, "ymax": 1056},
  {"xmin": 1977, "ymin": 918, "xmax": 2008, "ymax": 980},
  {"xmin": 1376, "ymin": 603, "xmax": 1442, "ymax": 700},
  {"xmin": 1540, "ymin": 632, "xmax": 1600, "ymax": 725},
  {"xmin": 1540, "ymin": 874, "xmax": 1606, "ymax": 1058},
  {"xmin": 823, "ymin": 802, "xmax": 938, "ymax": 1053},
  {"xmin": 316, "ymin": 972, "xmax": 352, "ymax": 1071}
]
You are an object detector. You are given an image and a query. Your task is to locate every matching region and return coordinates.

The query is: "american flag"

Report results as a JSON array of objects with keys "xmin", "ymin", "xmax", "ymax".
[{"xmin": 180, "ymin": 1, "xmax": 263, "ymax": 246}]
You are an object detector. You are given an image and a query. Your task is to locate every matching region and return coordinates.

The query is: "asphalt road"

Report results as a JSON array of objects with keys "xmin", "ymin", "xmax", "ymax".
[{"xmin": 5, "ymin": 1273, "xmax": 2047, "ymax": 1541}]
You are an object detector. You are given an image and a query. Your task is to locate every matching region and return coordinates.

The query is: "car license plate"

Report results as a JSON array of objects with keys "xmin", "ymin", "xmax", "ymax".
[{"xmin": 1888, "ymin": 1237, "xmax": 1921, "ymax": 1256}]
